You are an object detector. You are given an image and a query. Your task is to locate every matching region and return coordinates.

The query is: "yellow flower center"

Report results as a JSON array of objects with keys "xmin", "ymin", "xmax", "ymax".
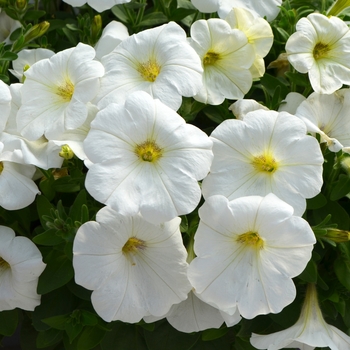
[
  {"xmin": 135, "ymin": 140, "xmax": 163, "ymax": 163},
  {"xmin": 56, "ymin": 78, "xmax": 75, "ymax": 101},
  {"xmin": 0, "ymin": 162, "xmax": 3, "ymax": 175},
  {"xmin": 203, "ymin": 51, "xmax": 220, "ymax": 66},
  {"xmin": 313, "ymin": 42, "xmax": 330, "ymax": 60},
  {"xmin": 251, "ymin": 153, "xmax": 277, "ymax": 174},
  {"xmin": 122, "ymin": 237, "xmax": 146, "ymax": 254},
  {"xmin": 138, "ymin": 59, "xmax": 161, "ymax": 82},
  {"xmin": 0, "ymin": 257, "xmax": 10, "ymax": 272},
  {"xmin": 236, "ymin": 231, "xmax": 264, "ymax": 249}
]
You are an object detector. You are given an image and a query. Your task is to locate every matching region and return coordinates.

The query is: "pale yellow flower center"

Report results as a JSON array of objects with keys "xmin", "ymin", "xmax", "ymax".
[
  {"xmin": 56, "ymin": 78, "xmax": 75, "ymax": 101},
  {"xmin": 0, "ymin": 162, "xmax": 3, "ymax": 175},
  {"xmin": 251, "ymin": 153, "xmax": 278, "ymax": 173},
  {"xmin": 122, "ymin": 237, "xmax": 146, "ymax": 254},
  {"xmin": 0, "ymin": 257, "xmax": 10, "ymax": 272},
  {"xmin": 138, "ymin": 59, "xmax": 161, "ymax": 82},
  {"xmin": 203, "ymin": 51, "xmax": 220, "ymax": 66},
  {"xmin": 236, "ymin": 231, "xmax": 264, "ymax": 249},
  {"xmin": 135, "ymin": 140, "xmax": 163, "ymax": 163},
  {"xmin": 313, "ymin": 42, "xmax": 330, "ymax": 60}
]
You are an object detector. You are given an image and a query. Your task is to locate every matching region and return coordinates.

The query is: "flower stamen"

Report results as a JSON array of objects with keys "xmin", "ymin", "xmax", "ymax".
[
  {"xmin": 236, "ymin": 231, "xmax": 264, "ymax": 249},
  {"xmin": 252, "ymin": 154, "xmax": 277, "ymax": 173},
  {"xmin": 313, "ymin": 42, "xmax": 330, "ymax": 60},
  {"xmin": 203, "ymin": 51, "xmax": 220, "ymax": 66},
  {"xmin": 138, "ymin": 59, "xmax": 161, "ymax": 82},
  {"xmin": 56, "ymin": 78, "xmax": 74, "ymax": 101},
  {"xmin": 0, "ymin": 257, "xmax": 10, "ymax": 272},
  {"xmin": 135, "ymin": 140, "xmax": 163, "ymax": 163},
  {"xmin": 122, "ymin": 237, "xmax": 146, "ymax": 254}
]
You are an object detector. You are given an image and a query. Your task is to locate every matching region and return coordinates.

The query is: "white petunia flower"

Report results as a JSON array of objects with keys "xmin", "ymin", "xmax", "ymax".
[
  {"xmin": 94, "ymin": 21, "xmax": 129, "ymax": 61},
  {"xmin": 96, "ymin": 22, "xmax": 203, "ymax": 111},
  {"xmin": 224, "ymin": 7, "xmax": 273, "ymax": 79},
  {"xmin": 189, "ymin": 18, "xmax": 254, "ymax": 105},
  {"xmin": 1, "ymin": 83, "xmax": 63, "ymax": 170},
  {"xmin": 0, "ymin": 226, "xmax": 46, "ymax": 311},
  {"xmin": 278, "ymin": 92, "xmax": 306, "ymax": 114},
  {"xmin": 191, "ymin": 0, "xmax": 220, "ymax": 13},
  {"xmin": 0, "ymin": 11, "xmax": 21, "ymax": 44},
  {"xmin": 0, "ymin": 79, "xmax": 11, "ymax": 133},
  {"xmin": 73, "ymin": 206, "xmax": 191, "ymax": 323},
  {"xmin": 250, "ymin": 283, "xmax": 350, "ymax": 350},
  {"xmin": 286, "ymin": 13, "xmax": 350, "ymax": 94},
  {"xmin": 9, "ymin": 48, "xmax": 55, "ymax": 82},
  {"xmin": 62, "ymin": 0, "xmax": 130, "ymax": 12},
  {"xmin": 295, "ymin": 89, "xmax": 350, "ymax": 152},
  {"xmin": 229, "ymin": 99, "xmax": 268, "ymax": 120},
  {"xmin": 202, "ymin": 109, "xmax": 324, "ymax": 216},
  {"xmin": 84, "ymin": 91, "xmax": 213, "ymax": 224},
  {"xmin": 17, "ymin": 42, "xmax": 104, "ymax": 141},
  {"xmin": 188, "ymin": 194, "xmax": 316, "ymax": 319}
]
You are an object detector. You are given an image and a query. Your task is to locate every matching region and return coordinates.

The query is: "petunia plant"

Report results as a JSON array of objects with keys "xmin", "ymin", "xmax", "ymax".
[{"xmin": 2, "ymin": 0, "xmax": 350, "ymax": 349}]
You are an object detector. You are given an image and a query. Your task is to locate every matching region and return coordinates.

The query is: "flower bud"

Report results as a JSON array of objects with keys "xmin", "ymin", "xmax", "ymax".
[
  {"xmin": 324, "ymin": 228, "xmax": 350, "ymax": 243},
  {"xmin": 24, "ymin": 21, "xmax": 50, "ymax": 44},
  {"xmin": 59, "ymin": 144, "xmax": 74, "ymax": 160}
]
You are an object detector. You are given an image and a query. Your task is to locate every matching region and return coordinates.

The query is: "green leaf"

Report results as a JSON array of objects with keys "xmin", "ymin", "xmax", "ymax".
[
  {"xmin": 330, "ymin": 174, "xmax": 350, "ymax": 201},
  {"xmin": 298, "ymin": 258, "xmax": 317, "ymax": 283},
  {"xmin": 0, "ymin": 309, "xmax": 19, "ymax": 336},
  {"xmin": 169, "ymin": 8, "xmax": 196, "ymax": 21},
  {"xmin": 334, "ymin": 256, "xmax": 350, "ymax": 290},
  {"xmin": 137, "ymin": 12, "xmax": 168, "ymax": 27},
  {"xmin": 23, "ymin": 10, "xmax": 46, "ymax": 21},
  {"xmin": 201, "ymin": 327, "xmax": 228, "ymax": 341},
  {"xmin": 0, "ymin": 51, "xmax": 18, "ymax": 61},
  {"xmin": 307, "ymin": 193, "xmax": 327, "ymax": 210},
  {"xmin": 76, "ymin": 325, "xmax": 106, "ymax": 350},
  {"xmin": 36, "ymin": 328, "xmax": 63, "ymax": 348},
  {"xmin": 42, "ymin": 314, "xmax": 69, "ymax": 330},
  {"xmin": 33, "ymin": 228, "xmax": 65, "ymax": 246},
  {"xmin": 235, "ymin": 337, "xmax": 256, "ymax": 350},
  {"xmin": 69, "ymin": 189, "xmax": 88, "ymax": 222},
  {"xmin": 37, "ymin": 249, "xmax": 74, "ymax": 294},
  {"xmin": 111, "ymin": 5, "xmax": 129, "ymax": 22}
]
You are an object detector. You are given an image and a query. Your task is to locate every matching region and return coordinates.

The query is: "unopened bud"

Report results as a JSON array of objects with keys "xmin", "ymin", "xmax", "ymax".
[
  {"xmin": 24, "ymin": 21, "xmax": 50, "ymax": 44},
  {"xmin": 15, "ymin": 0, "xmax": 27, "ymax": 11},
  {"xmin": 324, "ymin": 228, "xmax": 350, "ymax": 243},
  {"xmin": 327, "ymin": 0, "xmax": 350, "ymax": 16},
  {"xmin": 267, "ymin": 53, "xmax": 289, "ymax": 77},
  {"xmin": 91, "ymin": 15, "xmax": 102, "ymax": 42},
  {"xmin": 59, "ymin": 144, "xmax": 74, "ymax": 160}
]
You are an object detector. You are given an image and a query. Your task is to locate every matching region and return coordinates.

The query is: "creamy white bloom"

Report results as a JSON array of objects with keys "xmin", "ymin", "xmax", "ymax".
[
  {"xmin": 189, "ymin": 18, "xmax": 254, "ymax": 105},
  {"xmin": 278, "ymin": 92, "xmax": 305, "ymax": 114},
  {"xmin": 286, "ymin": 13, "xmax": 350, "ymax": 94},
  {"xmin": 96, "ymin": 22, "xmax": 203, "ymax": 111},
  {"xmin": 17, "ymin": 43, "xmax": 104, "ymax": 141},
  {"xmin": 0, "ymin": 11, "xmax": 21, "ymax": 44},
  {"xmin": 225, "ymin": 7, "xmax": 273, "ymax": 79},
  {"xmin": 1, "ymin": 83, "xmax": 63, "ymax": 170},
  {"xmin": 94, "ymin": 21, "xmax": 129, "ymax": 61},
  {"xmin": 191, "ymin": 0, "xmax": 220, "ymax": 12},
  {"xmin": 0, "ymin": 226, "xmax": 46, "ymax": 311},
  {"xmin": 202, "ymin": 109, "xmax": 324, "ymax": 216},
  {"xmin": 62, "ymin": 0, "xmax": 130, "ymax": 12},
  {"xmin": 229, "ymin": 99, "xmax": 268, "ymax": 120},
  {"xmin": 188, "ymin": 194, "xmax": 316, "ymax": 319},
  {"xmin": 295, "ymin": 89, "xmax": 350, "ymax": 152},
  {"xmin": 9, "ymin": 48, "xmax": 55, "ymax": 82},
  {"xmin": 84, "ymin": 91, "xmax": 213, "ymax": 224},
  {"xmin": 0, "ymin": 80, "xmax": 11, "ymax": 133},
  {"xmin": 251, "ymin": 284, "xmax": 350, "ymax": 350},
  {"xmin": 73, "ymin": 206, "xmax": 191, "ymax": 323}
]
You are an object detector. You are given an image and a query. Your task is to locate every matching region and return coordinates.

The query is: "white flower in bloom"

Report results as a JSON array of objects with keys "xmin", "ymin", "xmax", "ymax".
[
  {"xmin": 229, "ymin": 99, "xmax": 268, "ymax": 120},
  {"xmin": 0, "ymin": 11, "xmax": 21, "ymax": 44},
  {"xmin": 295, "ymin": 89, "xmax": 350, "ymax": 152},
  {"xmin": 191, "ymin": 0, "xmax": 220, "ymax": 13},
  {"xmin": 225, "ymin": 7, "xmax": 273, "ymax": 79},
  {"xmin": 84, "ymin": 91, "xmax": 213, "ymax": 224},
  {"xmin": 202, "ymin": 109, "xmax": 324, "ymax": 216},
  {"xmin": 17, "ymin": 42, "xmax": 104, "ymax": 141},
  {"xmin": 0, "ymin": 226, "xmax": 46, "ymax": 311},
  {"xmin": 9, "ymin": 48, "xmax": 55, "ymax": 82},
  {"xmin": 144, "ymin": 290, "xmax": 241, "ymax": 333},
  {"xmin": 96, "ymin": 22, "xmax": 203, "ymax": 111},
  {"xmin": 0, "ymin": 79, "xmax": 11, "ymax": 133},
  {"xmin": 278, "ymin": 92, "xmax": 306, "ymax": 114},
  {"xmin": 62, "ymin": 0, "xmax": 130, "ymax": 12},
  {"xmin": 94, "ymin": 21, "xmax": 129, "ymax": 61},
  {"xmin": 188, "ymin": 194, "xmax": 316, "ymax": 319},
  {"xmin": 1, "ymin": 83, "xmax": 63, "ymax": 170},
  {"xmin": 189, "ymin": 18, "xmax": 254, "ymax": 105},
  {"xmin": 286, "ymin": 13, "xmax": 350, "ymax": 94},
  {"xmin": 73, "ymin": 206, "xmax": 191, "ymax": 323},
  {"xmin": 251, "ymin": 284, "xmax": 350, "ymax": 350}
]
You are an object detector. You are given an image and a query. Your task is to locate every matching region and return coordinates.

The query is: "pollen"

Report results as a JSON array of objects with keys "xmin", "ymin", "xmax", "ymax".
[
  {"xmin": 138, "ymin": 59, "xmax": 161, "ymax": 82},
  {"xmin": 135, "ymin": 140, "xmax": 163, "ymax": 163},
  {"xmin": 203, "ymin": 51, "xmax": 220, "ymax": 65},
  {"xmin": 56, "ymin": 78, "xmax": 75, "ymax": 101},
  {"xmin": 236, "ymin": 231, "xmax": 264, "ymax": 249},
  {"xmin": 0, "ymin": 257, "xmax": 10, "ymax": 272},
  {"xmin": 313, "ymin": 42, "xmax": 330, "ymax": 60},
  {"xmin": 122, "ymin": 237, "xmax": 146, "ymax": 254},
  {"xmin": 251, "ymin": 153, "xmax": 278, "ymax": 174}
]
